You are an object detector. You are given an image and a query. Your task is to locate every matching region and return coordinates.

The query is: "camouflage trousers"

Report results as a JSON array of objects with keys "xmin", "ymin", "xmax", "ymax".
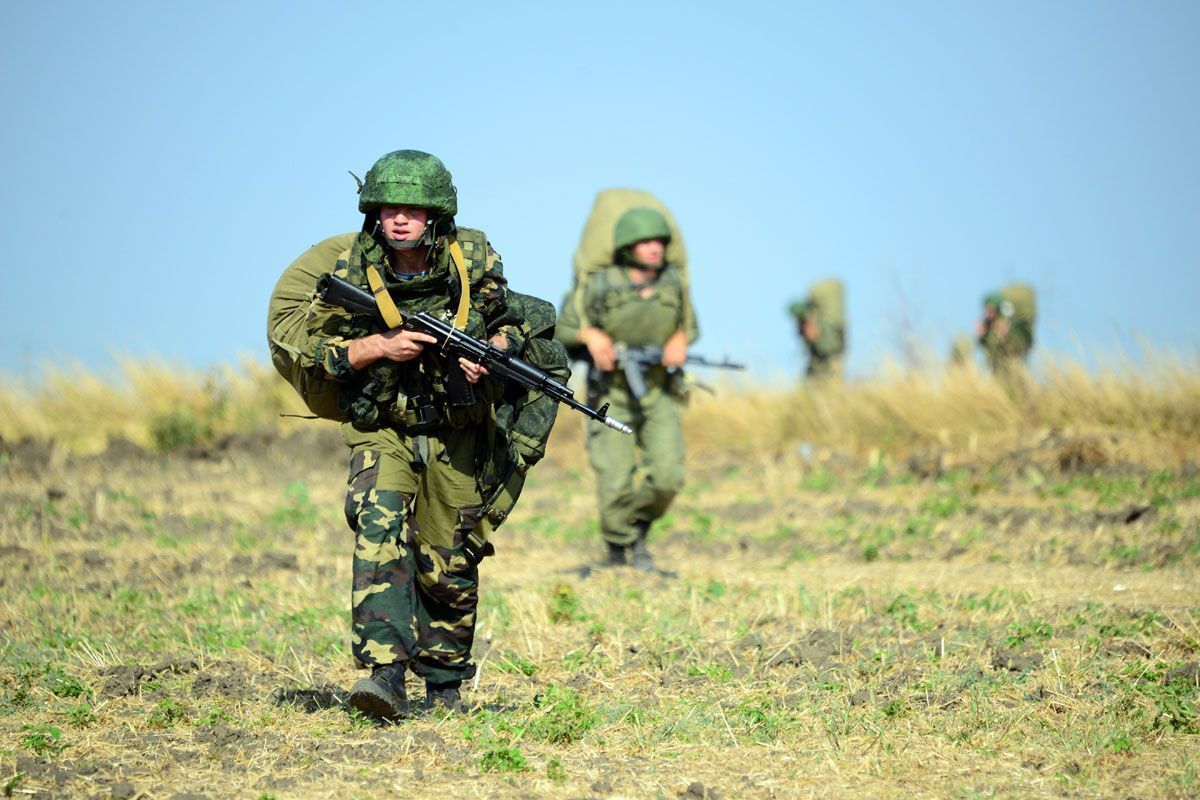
[
  {"xmin": 586, "ymin": 382, "xmax": 685, "ymax": 546},
  {"xmin": 342, "ymin": 425, "xmax": 484, "ymax": 685}
]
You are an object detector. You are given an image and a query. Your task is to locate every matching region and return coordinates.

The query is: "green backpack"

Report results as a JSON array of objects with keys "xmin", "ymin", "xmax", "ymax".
[
  {"xmin": 267, "ymin": 233, "xmax": 357, "ymax": 421},
  {"xmin": 807, "ymin": 277, "xmax": 845, "ymax": 329},
  {"xmin": 570, "ymin": 188, "xmax": 692, "ymax": 332},
  {"xmin": 999, "ymin": 282, "xmax": 1037, "ymax": 325}
]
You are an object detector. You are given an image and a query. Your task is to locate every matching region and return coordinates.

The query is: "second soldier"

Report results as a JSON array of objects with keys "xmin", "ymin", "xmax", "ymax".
[{"xmin": 556, "ymin": 206, "xmax": 698, "ymax": 572}]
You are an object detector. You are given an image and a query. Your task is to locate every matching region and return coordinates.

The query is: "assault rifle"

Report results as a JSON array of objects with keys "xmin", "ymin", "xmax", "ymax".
[
  {"xmin": 316, "ymin": 273, "xmax": 633, "ymax": 434},
  {"xmin": 614, "ymin": 344, "xmax": 745, "ymax": 400}
]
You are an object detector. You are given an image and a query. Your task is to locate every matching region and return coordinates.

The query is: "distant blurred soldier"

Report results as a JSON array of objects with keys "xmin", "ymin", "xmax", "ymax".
[
  {"xmin": 556, "ymin": 204, "xmax": 698, "ymax": 572},
  {"xmin": 268, "ymin": 149, "xmax": 567, "ymax": 720},
  {"xmin": 788, "ymin": 278, "xmax": 846, "ymax": 379},
  {"xmin": 976, "ymin": 283, "xmax": 1036, "ymax": 375}
]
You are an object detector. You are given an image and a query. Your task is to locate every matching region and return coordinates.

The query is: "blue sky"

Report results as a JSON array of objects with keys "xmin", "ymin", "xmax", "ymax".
[{"xmin": 2, "ymin": 1, "xmax": 1197, "ymax": 383}]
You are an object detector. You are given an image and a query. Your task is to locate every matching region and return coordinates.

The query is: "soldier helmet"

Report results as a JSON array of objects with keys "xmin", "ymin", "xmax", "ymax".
[
  {"xmin": 983, "ymin": 292, "xmax": 1014, "ymax": 318},
  {"xmin": 357, "ymin": 150, "xmax": 457, "ymax": 218},
  {"xmin": 613, "ymin": 207, "xmax": 672, "ymax": 252}
]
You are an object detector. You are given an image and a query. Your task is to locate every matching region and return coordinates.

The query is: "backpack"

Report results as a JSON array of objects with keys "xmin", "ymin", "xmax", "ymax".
[
  {"xmin": 267, "ymin": 233, "xmax": 357, "ymax": 420},
  {"xmin": 999, "ymin": 282, "xmax": 1037, "ymax": 325},
  {"xmin": 807, "ymin": 277, "xmax": 845, "ymax": 329},
  {"xmin": 570, "ymin": 188, "xmax": 692, "ymax": 331}
]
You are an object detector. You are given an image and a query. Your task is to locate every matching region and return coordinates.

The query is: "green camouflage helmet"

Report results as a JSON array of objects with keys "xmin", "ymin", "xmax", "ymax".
[
  {"xmin": 358, "ymin": 150, "xmax": 457, "ymax": 218},
  {"xmin": 982, "ymin": 292, "xmax": 1013, "ymax": 318},
  {"xmin": 613, "ymin": 207, "xmax": 672, "ymax": 252}
]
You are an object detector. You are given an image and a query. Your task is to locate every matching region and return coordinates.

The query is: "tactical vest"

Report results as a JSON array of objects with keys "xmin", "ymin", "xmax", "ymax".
[
  {"xmin": 332, "ymin": 229, "xmax": 499, "ymax": 432},
  {"xmin": 584, "ymin": 264, "xmax": 689, "ymax": 347}
]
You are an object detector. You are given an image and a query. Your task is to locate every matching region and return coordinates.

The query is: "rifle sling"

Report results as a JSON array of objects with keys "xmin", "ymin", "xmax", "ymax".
[
  {"xmin": 363, "ymin": 237, "xmax": 472, "ymax": 332},
  {"xmin": 446, "ymin": 237, "xmax": 471, "ymax": 331},
  {"xmin": 365, "ymin": 265, "xmax": 405, "ymax": 329}
]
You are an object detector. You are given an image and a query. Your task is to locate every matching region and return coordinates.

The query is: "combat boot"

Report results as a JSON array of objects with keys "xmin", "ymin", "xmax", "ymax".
[
  {"xmin": 348, "ymin": 662, "xmax": 409, "ymax": 720},
  {"xmin": 606, "ymin": 542, "xmax": 628, "ymax": 566},
  {"xmin": 423, "ymin": 680, "xmax": 463, "ymax": 713},
  {"xmin": 630, "ymin": 520, "xmax": 655, "ymax": 573}
]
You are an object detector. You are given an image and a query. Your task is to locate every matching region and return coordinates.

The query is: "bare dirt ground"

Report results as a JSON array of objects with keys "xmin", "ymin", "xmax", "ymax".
[{"xmin": 1, "ymin": 421, "xmax": 1197, "ymax": 799}]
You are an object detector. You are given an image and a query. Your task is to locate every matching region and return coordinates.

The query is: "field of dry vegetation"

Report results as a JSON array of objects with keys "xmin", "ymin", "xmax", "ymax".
[{"xmin": 1, "ymin": 358, "xmax": 1198, "ymax": 799}]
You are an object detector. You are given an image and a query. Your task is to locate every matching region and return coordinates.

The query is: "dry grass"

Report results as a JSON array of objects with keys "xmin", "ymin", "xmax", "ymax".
[
  {"xmin": 3, "ymin": 353, "xmax": 1199, "ymax": 461},
  {"xmin": 1, "ymin": 357, "xmax": 1199, "ymax": 798}
]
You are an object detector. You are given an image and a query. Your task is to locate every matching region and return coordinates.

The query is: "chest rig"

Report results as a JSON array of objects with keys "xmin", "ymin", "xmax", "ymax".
[
  {"xmin": 587, "ymin": 264, "xmax": 687, "ymax": 347},
  {"xmin": 334, "ymin": 230, "xmax": 496, "ymax": 433}
]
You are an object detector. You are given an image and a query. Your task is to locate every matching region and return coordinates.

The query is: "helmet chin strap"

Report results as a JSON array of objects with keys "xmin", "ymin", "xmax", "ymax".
[
  {"xmin": 373, "ymin": 218, "xmax": 435, "ymax": 250},
  {"xmin": 385, "ymin": 235, "xmax": 427, "ymax": 251}
]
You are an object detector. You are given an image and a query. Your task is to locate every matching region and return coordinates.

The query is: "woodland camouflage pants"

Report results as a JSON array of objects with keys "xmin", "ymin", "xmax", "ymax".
[{"xmin": 342, "ymin": 426, "xmax": 484, "ymax": 685}]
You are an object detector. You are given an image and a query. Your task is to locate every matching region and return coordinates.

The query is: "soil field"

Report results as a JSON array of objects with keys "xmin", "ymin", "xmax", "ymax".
[{"xmin": 1, "ymin": 418, "xmax": 1198, "ymax": 799}]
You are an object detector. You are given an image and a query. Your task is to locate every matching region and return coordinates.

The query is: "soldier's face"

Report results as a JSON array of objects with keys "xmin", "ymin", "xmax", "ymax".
[
  {"xmin": 378, "ymin": 206, "xmax": 430, "ymax": 243},
  {"xmin": 631, "ymin": 238, "xmax": 666, "ymax": 267}
]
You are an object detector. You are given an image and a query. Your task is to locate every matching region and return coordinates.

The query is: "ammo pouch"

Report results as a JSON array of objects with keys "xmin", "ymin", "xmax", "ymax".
[
  {"xmin": 477, "ymin": 400, "xmax": 523, "ymax": 527},
  {"xmin": 343, "ymin": 357, "xmax": 495, "ymax": 433},
  {"xmin": 460, "ymin": 453, "xmax": 520, "ymax": 566}
]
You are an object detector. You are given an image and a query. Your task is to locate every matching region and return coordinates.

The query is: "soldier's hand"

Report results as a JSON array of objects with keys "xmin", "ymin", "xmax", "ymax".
[
  {"xmin": 349, "ymin": 329, "xmax": 438, "ymax": 368},
  {"xmin": 378, "ymin": 329, "xmax": 439, "ymax": 362},
  {"xmin": 662, "ymin": 330, "xmax": 688, "ymax": 369},
  {"xmin": 458, "ymin": 357, "xmax": 491, "ymax": 384},
  {"xmin": 581, "ymin": 327, "xmax": 616, "ymax": 372}
]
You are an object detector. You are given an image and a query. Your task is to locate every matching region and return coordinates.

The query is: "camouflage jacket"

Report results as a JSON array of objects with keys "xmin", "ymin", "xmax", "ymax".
[
  {"xmin": 979, "ymin": 317, "xmax": 1033, "ymax": 370},
  {"xmin": 805, "ymin": 311, "xmax": 845, "ymax": 361},
  {"xmin": 296, "ymin": 228, "xmax": 510, "ymax": 432}
]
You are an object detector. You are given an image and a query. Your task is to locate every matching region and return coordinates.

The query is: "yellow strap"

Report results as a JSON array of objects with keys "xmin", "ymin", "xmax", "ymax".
[
  {"xmin": 365, "ymin": 265, "xmax": 405, "ymax": 329},
  {"xmin": 446, "ymin": 237, "xmax": 471, "ymax": 331},
  {"xmin": 365, "ymin": 238, "xmax": 470, "ymax": 331}
]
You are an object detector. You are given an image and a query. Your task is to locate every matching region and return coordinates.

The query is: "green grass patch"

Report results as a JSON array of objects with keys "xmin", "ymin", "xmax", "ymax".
[
  {"xmin": 479, "ymin": 746, "xmax": 528, "ymax": 773},
  {"xmin": 547, "ymin": 583, "xmax": 587, "ymax": 624},
  {"xmin": 21, "ymin": 724, "xmax": 67, "ymax": 759}
]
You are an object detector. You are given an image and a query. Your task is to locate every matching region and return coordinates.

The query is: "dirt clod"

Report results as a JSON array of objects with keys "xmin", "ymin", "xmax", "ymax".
[
  {"xmin": 1165, "ymin": 662, "xmax": 1200, "ymax": 686},
  {"xmin": 274, "ymin": 685, "xmax": 345, "ymax": 712},
  {"xmin": 192, "ymin": 669, "xmax": 252, "ymax": 700},
  {"xmin": 99, "ymin": 659, "xmax": 199, "ymax": 696},
  {"xmin": 1102, "ymin": 641, "xmax": 1152, "ymax": 659},
  {"xmin": 992, "ymin": 648, "xmax": 1044, "ymax": 672},
  {"xmin": 259, "ymin": 551, "xmax": 299, "ymax": 571},
  {"xmin": 1056, "ymin": 437, "xmax": 1109, "ymax": 474},
  {"xmin": 683, "ymin": 781, "xmax": 721, "ymax": 799},
  {"xmin": 109, "ymin": 781, "xmax": 136, "ymax": 800}
]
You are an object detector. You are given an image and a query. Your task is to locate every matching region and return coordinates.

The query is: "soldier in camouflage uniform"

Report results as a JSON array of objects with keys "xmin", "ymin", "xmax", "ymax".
[
  {"xmin": 788, "ymin": 281, "xmax": 845, "ymax": 379},
  {"xmin": 555, "ymin": 208, "xmax": 698, "ymax": 572},
  {"xmin": 273, "ymin": 150, "xmax": 565, "ymax": 720},
  {"xmin": 977, "ymin": 290, "xmax": 1034, "ymax": 375}
]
